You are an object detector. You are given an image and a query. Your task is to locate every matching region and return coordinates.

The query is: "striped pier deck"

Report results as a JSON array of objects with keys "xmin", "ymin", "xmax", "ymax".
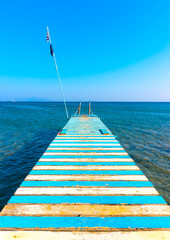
[{"xmin": 0, "ymin": 114, "xmax": 169, "ymax": 239}]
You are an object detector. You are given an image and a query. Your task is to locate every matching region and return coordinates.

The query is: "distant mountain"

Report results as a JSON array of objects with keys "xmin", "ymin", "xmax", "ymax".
[{"xmin": 12, "ymin": 97, "xmax": 52, "ymax": 102}]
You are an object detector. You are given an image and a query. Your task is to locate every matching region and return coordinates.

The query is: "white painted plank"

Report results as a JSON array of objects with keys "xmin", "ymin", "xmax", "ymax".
[
  {"xmin": 0, "ymin": 231, "xmax": 169, "ymax": 240},
  {"xmin": 50, "ymin": 142, "xmax": 121, "ymax": 147},
  {"xmin": 47, "ymin": 147, "xmax": 123, "ymax": 150},
  {"xmin": 33, "ymin": 165, "xmax": 140, "ymax": 171},
  {"xmin": 55, "ymin": 137, "xmax": 116, "ymax": 139},
  {"xmin": 25, "ymin": 174, "xmax": 148, "ymax": 181},
  {"xmin": 53, "ymin": 140, "xmax": 118, "ymax": 142},
  {"xmin": 15, "ymin": 187, "xmax": 159, "ymax": 195},
  {"xmin": 43, "ymin": 152, "xmax": 128, "ymax": 155},
  {"xmin": 39, "ymin": 158, "xmax": 133, "ymax": 162}
]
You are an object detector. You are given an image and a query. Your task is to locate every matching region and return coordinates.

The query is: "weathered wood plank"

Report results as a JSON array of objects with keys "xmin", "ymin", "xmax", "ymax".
[
  {"xmin": 47, "ymin": 147, "xmax": 123, "ymax": 150},
  {"xmin": 2, "ymin": 204, "xmax": 169, "ymax": 216},
  {"xmin": 36, "ymin": 162, "xmax": 136, "ymax": 166},
  {"xmin": 0, "ymin": 231, "xmax": 169, "ymax": 240},
  {"xmin": 43, "ymin": 152, "xmax": 128, "ymax": 155},
  {"xmin": 15, "ymin": 187, "xmax": 159, "ymax": 196},
  {"xmin": 33, "ymin": 165, "xmax": 140, "ymax": 170},
  {"xmin": 25, "ymin": 174, "xmax": 149, "ymax": 181},
  {"xmin": 39, "ymin": 158, "xmax": 134, "ymax": 162},
  {"xmin": 52, "ymin": 140, "xmax": 118, "ymax": 142},
  {"xmin": 51, "ymin": 143, "xmax": 120, "ymax": 145}
]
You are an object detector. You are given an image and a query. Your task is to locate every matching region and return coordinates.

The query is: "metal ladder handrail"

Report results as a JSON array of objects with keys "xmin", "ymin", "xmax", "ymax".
[
  {"xmin": 73, "ymin": 101, "xmax": 94, "ymax": 117},
  {"xmin": 88, "ymin": 101, "xmax": 94, "ymax": 116},
  {"xmin": 74, "ymin": 101, "xmax": 81, "ymax": 116}
]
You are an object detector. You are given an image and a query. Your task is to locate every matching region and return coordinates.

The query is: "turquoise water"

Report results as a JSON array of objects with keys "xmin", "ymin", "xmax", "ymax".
[{"xmin": 0, "ymin": 102, "xmax": 169, "ymax": 210}]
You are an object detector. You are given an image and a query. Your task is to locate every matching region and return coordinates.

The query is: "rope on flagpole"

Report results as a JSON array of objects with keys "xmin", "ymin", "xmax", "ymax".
[{"xmin": 47, "ymin": 26, "xmax": 69, "ymax": 119}]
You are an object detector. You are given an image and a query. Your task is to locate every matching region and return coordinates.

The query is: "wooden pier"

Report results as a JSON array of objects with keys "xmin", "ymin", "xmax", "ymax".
[{"xmin": 0, "ymin": 111, "xmax": 169, "ymax": 239}]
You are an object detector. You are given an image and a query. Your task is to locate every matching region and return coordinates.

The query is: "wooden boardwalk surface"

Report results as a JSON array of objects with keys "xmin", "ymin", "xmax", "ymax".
[{"xmin": 0, "ymin": 115, "xmax": 169, "ymax": 239}]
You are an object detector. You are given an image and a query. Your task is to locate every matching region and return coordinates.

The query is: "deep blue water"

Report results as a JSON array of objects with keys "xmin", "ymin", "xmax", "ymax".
[{"xmin": 0, "ymin": 102, "xmax": 169, "ymax": 210}]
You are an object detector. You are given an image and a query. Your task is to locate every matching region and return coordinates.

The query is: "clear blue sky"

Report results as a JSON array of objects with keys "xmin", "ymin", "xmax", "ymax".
[{"xmin": 0, "ymin": 0, "xmax": 170, "ymax": 101}]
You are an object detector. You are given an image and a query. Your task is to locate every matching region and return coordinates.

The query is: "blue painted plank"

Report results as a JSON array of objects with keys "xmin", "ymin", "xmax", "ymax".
[
  {"xmin": 36, "ymin": 162, "xmax": 136, "ymax": 166},
  {"xmin": 60, "ymin": 129, "xmax": 67, "ymax": 135},
  {"xmin": 9, "ymin": 195, "xmax": 166, "ymax": 204},
  {"xmin": 21, "ymin": 181, "xmax": 153, "ymax": 187},
  {"xmin": 29, "ymin": 170, "xmax": 143, "ymax": 175},
  {"xmin": 0, "ymin": 216, "xmax": 169, "ymax": 229}
]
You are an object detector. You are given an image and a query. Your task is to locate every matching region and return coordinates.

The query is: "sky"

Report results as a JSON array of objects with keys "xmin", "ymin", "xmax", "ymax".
[{"xmin": 0, "ymin": 0, "xmax": 170, "ymax": 101}]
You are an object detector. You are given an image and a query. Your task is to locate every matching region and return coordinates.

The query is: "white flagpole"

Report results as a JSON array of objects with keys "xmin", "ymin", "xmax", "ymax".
[{"xmin": 47, "ymin": 26, "xmax": 69, "ymax": 119}]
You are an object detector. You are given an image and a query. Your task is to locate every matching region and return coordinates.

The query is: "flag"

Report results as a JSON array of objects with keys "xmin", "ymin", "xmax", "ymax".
[
  {"xmin": 50, "ymin": 43, "xmax": 54, "ymax": 56},
  {"xmin": 46, "ymin": 31, "xmax": 50, "ymax": 42}
]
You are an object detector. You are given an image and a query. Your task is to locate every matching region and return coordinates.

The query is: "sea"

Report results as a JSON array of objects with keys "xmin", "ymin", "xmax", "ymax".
[{"xmin": 0, "ymin": 102, "xmax": 169, "ymax": 210}]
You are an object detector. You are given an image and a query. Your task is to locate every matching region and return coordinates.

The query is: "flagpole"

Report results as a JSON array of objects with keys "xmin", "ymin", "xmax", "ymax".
[{"xmin": 47, "ymin": 26, "xmax": 69, "ymax": 119}]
